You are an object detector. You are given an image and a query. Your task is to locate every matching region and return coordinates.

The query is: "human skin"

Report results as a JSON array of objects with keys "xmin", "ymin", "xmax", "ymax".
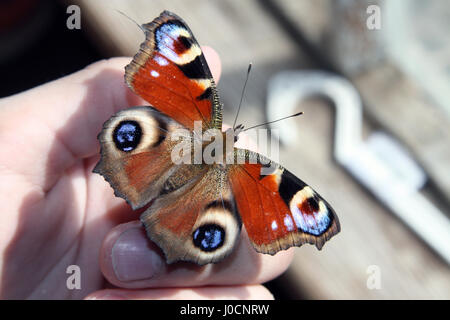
[{"xmin": 0, "ymin": 47, "xmax": 293, "ymax": 299}]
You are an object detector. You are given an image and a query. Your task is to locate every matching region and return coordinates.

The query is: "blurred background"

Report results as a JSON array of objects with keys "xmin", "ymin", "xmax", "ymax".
[{"xmin": 1, "ymin": 0, "xmax": 449, "ymax": 299}]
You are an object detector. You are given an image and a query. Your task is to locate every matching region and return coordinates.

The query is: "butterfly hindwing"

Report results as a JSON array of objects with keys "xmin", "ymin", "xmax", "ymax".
[
  {"xmin": 125, "ymin": 10, "xmax": 222, "ymax": 130},
  {"xmin": 229, "ymin": 149, "xmax": 340, "ymax": 254},
  {"xmin": 140, "ymin": 166, "xmax": 242, "ymax": 265}
]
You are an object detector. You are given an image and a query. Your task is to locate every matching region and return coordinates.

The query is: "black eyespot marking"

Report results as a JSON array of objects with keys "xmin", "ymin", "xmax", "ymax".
[
  {"xmin": 307, "ymin": 197, "xmax": 320, "ymax": 212},
  {"xmin": 113, "ymin": 120, "xmax": 142, "ymax": 152},
  {"xmin": 193, "ymin": 224, "xmax": 225, "ymax": 252},
  {"xmin": 175, "ymin": 35, "xmax": 193, "ymax": 53}
]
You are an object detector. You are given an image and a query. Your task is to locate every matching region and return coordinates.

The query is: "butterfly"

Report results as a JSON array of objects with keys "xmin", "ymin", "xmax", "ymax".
[{"xmin": 94, "ymin": 11, "xmax": 340, "ymax": 265}]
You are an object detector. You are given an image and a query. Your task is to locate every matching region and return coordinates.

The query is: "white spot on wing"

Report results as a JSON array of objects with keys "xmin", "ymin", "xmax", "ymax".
[
  {"xmin": 150, "ymin": 70, "xmax": 159, "ymax": 77},
  {"xmin": 271, "ymin": 220, "xmax": 278, "ymax": 231}
]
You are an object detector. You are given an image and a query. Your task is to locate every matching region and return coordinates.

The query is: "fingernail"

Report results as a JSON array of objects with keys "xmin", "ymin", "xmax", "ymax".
[{"xmin": 112, "ymin": 227, "xmax": 163, "ymax": 282}]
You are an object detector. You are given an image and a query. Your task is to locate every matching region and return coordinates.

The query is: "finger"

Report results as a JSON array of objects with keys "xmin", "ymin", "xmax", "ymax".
[
  {"xmin": 85, "ymin": 284, "xmax": 273, "ymax": 300},
  {"xmin": 0, "ymin": 47, "xmax": 222, "ymax": 191},
  {"xmin": 99, "ymin": 221, "xmax": 294, "ymax": 289}
]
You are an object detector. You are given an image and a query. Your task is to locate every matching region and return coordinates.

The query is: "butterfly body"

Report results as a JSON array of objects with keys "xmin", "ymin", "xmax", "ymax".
[{"xmin": 94, "ymin": 11, "xmax": 340, "ymax": 265}]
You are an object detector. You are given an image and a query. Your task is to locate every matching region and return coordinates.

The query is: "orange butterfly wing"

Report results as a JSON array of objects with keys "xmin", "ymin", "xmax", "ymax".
[
  {"xmin": 229, "ymin": 150, "xmax": 340, "ymax": 254},
  {"xmin": 125, "ymin": 11, "xmax": 221, "ymax": 130}
]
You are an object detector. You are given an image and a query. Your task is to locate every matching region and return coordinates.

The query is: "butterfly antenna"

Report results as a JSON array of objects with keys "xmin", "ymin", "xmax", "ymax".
[
  {"xmin": 243, "ymin": 112, "xmax": 303, "ymax": 132},
  {"xmin": 233, "ymin": 63, "xmax": 252, "ymax": 130},
  {"xmin": 115, "ymin": 10, "xmax": 146, "ymax": 33}
]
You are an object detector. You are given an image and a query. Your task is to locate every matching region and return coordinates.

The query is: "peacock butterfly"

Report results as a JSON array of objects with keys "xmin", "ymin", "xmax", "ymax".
[{"xmin": 94, "ymin": 11, "xmax": 340, "ymax": 265}]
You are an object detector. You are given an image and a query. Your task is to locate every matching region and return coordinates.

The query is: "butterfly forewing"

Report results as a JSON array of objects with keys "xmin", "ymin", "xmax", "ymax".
[
  {"xmin": 125, "ymin": 10, "xmax": 222, "ymax": 130},
  {"xmin": 229, "ymin": 149, "xmax": 340, "ymax": 254}
]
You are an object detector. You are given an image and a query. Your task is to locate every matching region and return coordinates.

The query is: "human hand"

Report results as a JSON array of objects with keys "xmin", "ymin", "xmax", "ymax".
[{"xmin": 0, "ymin": 47, "xmax": 293, "ymax": 299}]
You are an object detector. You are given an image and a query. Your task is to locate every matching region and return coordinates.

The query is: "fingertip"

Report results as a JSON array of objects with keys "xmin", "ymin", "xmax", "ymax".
[{"xmin": 100, "ymin": 221, "xmax": 165, "ymax": 286}]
